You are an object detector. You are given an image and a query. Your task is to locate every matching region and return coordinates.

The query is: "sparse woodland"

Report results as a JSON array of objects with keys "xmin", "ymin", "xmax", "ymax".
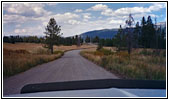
[{"xmin": 3, "ymin": 16, "xmax": 166, "ymax": 79}]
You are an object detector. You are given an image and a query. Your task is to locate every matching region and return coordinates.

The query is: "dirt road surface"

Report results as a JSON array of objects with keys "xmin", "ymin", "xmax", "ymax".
[{"xmin": 3, "ymin": 50, "xmax": 118, "ymax": 95}]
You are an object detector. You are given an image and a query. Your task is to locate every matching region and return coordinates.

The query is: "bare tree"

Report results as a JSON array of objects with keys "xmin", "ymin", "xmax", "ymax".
[{"xmin": 125, "ymin": 14, "xmax": 135, "ymax": 54}]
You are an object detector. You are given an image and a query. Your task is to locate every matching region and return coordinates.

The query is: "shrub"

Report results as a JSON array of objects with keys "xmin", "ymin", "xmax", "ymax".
[
  {"xmin": 97, "ymin": 43, "xmax": 103, "ymax": 51},
  {"xmin": 80, "ymin": 48, "xmax": 166, "ymax": 80},
  {"xmin": 53, "ymin": 50, "xmax": 64, "ymax": 54},
  {"xmin": 35, "ymin": 47, "xmax": 50, "ymax": 54},
  {"xmin": 98, "ymin": 48, "xmax": 113, "ymax": 55},
  {"xmin": 116, "ymin": 51, "xmax": 130, "ymax": 58},
  {"xmin": 161, "ymin": 50, "xmax": 166, "ymax": 57},
  {"xmin": 93, "ymin": 51, "xmax": 104, "ymax": 56},
  {"xmin": 100, "ymin": 56, "xmax": 108, "ymax": 67},
  {"xmin": 139, "ymin": 49, "xmax": 152, "ymax": 56}
]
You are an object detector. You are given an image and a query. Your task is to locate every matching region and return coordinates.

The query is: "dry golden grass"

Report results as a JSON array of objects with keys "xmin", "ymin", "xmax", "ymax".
[
  {"xmin": 3, "ymin": 43, "xmax": 43, "ymax": 53},
  {"xmin": 3, "ymin": 43, "xmax": 96, "ymax": 77},
  {"xmin": 81, "ymin": 47, "xmax": 166, "ymax": 80},
  {"xmin": 103, "ymin": 47, "xmax": 117, "ymax": 52},
  {"xmin": 53, "ymin": 44, "xmax": 96, "ymax": 52},
  {"xmin": 3, "ymin": 43, "xmax": 96, "ymax": 53},
  {"xmin": 3, "ymin": 49, "xmax": 62, "ymax": 77}
]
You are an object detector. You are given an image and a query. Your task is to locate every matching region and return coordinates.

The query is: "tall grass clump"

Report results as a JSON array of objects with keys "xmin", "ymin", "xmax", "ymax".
[
  {"xmin": 3, "ymin": 43, "xmax": 96, "ymax": 78},
  {"xmin": 3, "ymin": 48, "xmax": 64, "ymax": 77},
  {"xmin": 81, "ymin": 48, "xmax": 166, "ymax": 80}
]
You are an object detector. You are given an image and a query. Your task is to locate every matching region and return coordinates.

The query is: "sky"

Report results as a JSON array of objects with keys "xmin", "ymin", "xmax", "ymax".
[{"xmin": 3, "ymin": 2, "xmax": 166, "ymax": 37}]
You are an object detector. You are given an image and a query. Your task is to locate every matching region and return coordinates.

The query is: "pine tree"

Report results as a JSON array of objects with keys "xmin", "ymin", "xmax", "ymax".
[
  {"xmin": 114, "ymin": 25, "xmax": 126, "ymax": 51},
  {"xmin": 44, "ymin": 18, "xmax": 62, "ymax": 54},
  {"xmin": 133, "ymin": 22, "xmax": 140, "ymax": 48},
  {"xmin": 160, "ymin": 29, "xmax": 166, "ymax": 49},
  {"xmin": 85, "ymin": 35, "xmax": 90, "ymax": 43},
  {"xmin": 140, "ymin": 16, "xmax": 147, "ymax": 48},
  {"xmin": 92, "ymin": 36, "xmax": 99, "ymax": 43},
  {"xmin": 147, "ymin": 16, "xmax": 156, "ymax": 48}
]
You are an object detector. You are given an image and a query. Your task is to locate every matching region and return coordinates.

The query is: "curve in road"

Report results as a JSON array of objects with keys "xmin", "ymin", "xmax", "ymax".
[{"xmin": 3, "ymin": 50, "xmax": 118, "ymax": 95}]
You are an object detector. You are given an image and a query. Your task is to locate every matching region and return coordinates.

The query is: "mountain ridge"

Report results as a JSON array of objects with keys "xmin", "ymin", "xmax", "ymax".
[
  {"xmin": 79, "ymin": 21, "xmax": 166, "ymax": 39},
  {"xmin": 80, "ymin": 28, "xmax": 118, "ymax": 39}
]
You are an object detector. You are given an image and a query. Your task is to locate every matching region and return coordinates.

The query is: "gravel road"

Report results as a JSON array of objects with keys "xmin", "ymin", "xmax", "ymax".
[{"xmin": 3, "ymin": 50, "xmax": 118, "ymax": 95}]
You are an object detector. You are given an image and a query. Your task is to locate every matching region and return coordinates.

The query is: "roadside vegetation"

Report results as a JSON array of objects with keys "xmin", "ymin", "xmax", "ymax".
[
  {"xmin": 3, "ymin": 43, "xmax": 95, "ymax": 77},
  {"xmin": 80, "ymin": 15, "xmax": 166, "ymax": 80},
  {"xmin": 80, "ymin": 48, "xmax": 166, "ymax": 80},
  {"xmin": 3, "ymin": 43, "xmax": 63, "ymax": 77}
]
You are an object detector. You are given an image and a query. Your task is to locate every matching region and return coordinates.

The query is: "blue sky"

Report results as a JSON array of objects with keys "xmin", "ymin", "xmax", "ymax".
[{"xmin": 3, "ymin": 2, "xmax": 166, "ymax": 37}]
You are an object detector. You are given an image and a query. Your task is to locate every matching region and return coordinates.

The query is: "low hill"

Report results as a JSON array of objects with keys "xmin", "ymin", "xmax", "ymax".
[{"xmin": 80, "ymin": 29, "xmax": 118, "ymax": 39}]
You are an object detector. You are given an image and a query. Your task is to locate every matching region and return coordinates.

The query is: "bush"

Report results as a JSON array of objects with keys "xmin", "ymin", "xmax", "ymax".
[
  {"xmin": 53, "ymin": 50, "xmax": 64, "ymax": 54},
  {"xmin": 98, "ymin": 48, "xmax": 113, "ymax": 55},
  {"xmin": 93, "ymin": 51, "xmax": 104, "ymax": 56},
  {"xmin": 36, "ymin": 48, "xmax": 49, "ymax": 54},
  {"xmin": 116, "ymin": 51, "xmax": 130, "ymax": 58},
  {"xmin": 101, "ymin": 56, "xmax": 109, "ymax": 67},
  {"xmin": 161, "ymin": 50, "xmax": 166, "ymax": 57},
  {"xmin": 97, "ymin": 43, "xmax": 103, "ymax": 51},
  {"xmin": 80, "ymin": 48, "xmax": 166, "ymax": 80},
  {"xmin": 139, "ymin": 49, "xmax": 152, "ymax": 56}
]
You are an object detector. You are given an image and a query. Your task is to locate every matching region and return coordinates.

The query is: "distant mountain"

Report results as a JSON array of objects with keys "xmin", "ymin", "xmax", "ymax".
[
  {"xmin": 80, "ymin": 29, "xmax": 118, "ymax": 39},
  {"xmin": 80, "ymin": 22, "xmax": 166, "ymax": 39}
]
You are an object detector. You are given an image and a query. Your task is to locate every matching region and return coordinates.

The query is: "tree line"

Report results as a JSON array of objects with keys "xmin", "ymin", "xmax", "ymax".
[
  {"xmin": 3, "ymin": 34, "xmax": 101, "ymax": 45},
  {"xmin": 3, "ymin": 35, "xmax": 83, "ymax": 45},
  {"xmin": 96, "ymin": 16, "xmax": 166, "ymax": 51},
  {"xmin": 3, "ymin": 16, "xmax": 166, "ymax": 54},
  {"xmin": 3, "ymin": 36, "xmax": 44, "ymax": 44}
]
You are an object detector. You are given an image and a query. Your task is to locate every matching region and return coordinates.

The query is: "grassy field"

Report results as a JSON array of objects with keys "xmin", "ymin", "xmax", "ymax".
[
  {"xmin": 3, "ymin": 43, "xmax": 95, "ymax": 77},
  {"xmin": 80, "ymin": 47, "xmax": 166, "ymax": 80}
]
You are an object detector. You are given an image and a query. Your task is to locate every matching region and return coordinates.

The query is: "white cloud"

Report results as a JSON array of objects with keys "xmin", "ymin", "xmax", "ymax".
[
  {"xmin": 101, "ymin": 8, "xmax": 114, "ymax": 16},
  {"xmin": 46, "ymin": 3, "xmax": 58, "ymax": 6},
  {"xmin": 83, "ymin": 15, "xmax": 91, "ymax": 19},
  {"xmin": 83, "ymin": 13, "xmax": 91, "ymax": 19},
  {"xmin": 16, "ymin": 24, "xmax": 21, "ymax": 28},
  {"xmin": 63, "ymin": 12, "xmax": 79, "ymax": 19},
  {"xmin": 109, "ymin": 19, "xmax": 123, "ymax": 25},
  {"xmin": 51, "ymin": 12, "xmax": 79, "ymax": 21},
  {"xmin": 3, "ymin": 9, "xmax": 79, "ymax": 27},
  {"xmin": 3, "ymin": 14, "xmax": 27, "ymax": 24},
  {"xmin": 14, "ymin": 28, "xmax": 26, "ymax": 34},
  {"xmin": 67, "ymin": 20, "xmax": 80, "ymax": 25},
  {"xmin": 89, "ymin": 3, "xmax": 165, "ymax": 17},
  {"xmin": 114, "ymin": 7, "xmax": 149, "ymax": 16},
  {"xmin": 113, "ymin": 3, "xmax": 165, "ymax": 16},
  {"xmin": 74, "ymin": 9, "xmax": 83, "ymax": 13},
  {"xmin": 87, "ymin": 4, "xmax": 108, "ymax": 11},
  {"xmin": 149, "ymin": 3, "xmax": 166, "ymax": 11},
  {"xmin": 3, "ymin": 3, "xmax": 53, "ymax": 25},
  {"xmin": 14, "ymin": 26, "xmax": 43, "ymax": 35},
  {"xmin": 3, "ymin": 3, "xmax": 51, "ymax": 17},
  {"xmin": 49, "ymin": 12, "xmax": 80, "ymax": 25}
]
